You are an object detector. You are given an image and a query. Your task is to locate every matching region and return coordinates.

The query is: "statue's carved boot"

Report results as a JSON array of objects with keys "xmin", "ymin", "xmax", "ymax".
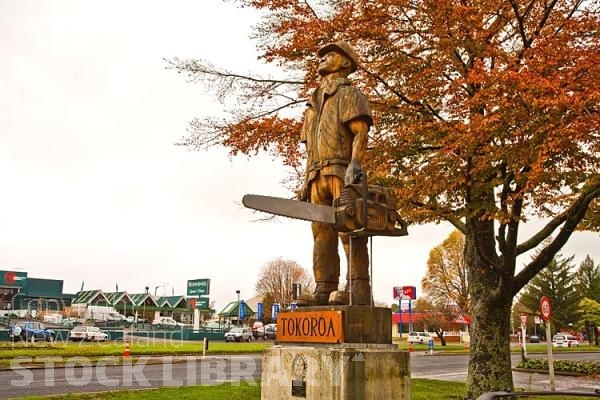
[
  {"xmin": 295, "ymin": 293, "xmax": 315, "ymax": 307},
  {"xmin": 330, "ymin": 279, "xmax": 371, "ymax": 306},
  {"xmin": 314, "ymin": 282, "xmax": 337, "ymax": 306},
  {"xmin": 328, "ymin": 290, "xmax": 349, "ymax": 305}
]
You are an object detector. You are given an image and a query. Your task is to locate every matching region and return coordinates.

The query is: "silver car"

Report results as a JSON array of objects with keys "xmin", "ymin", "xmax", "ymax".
[{"xmin": 224, "ymin": 327, "xmax": 252, "ymax": 342}]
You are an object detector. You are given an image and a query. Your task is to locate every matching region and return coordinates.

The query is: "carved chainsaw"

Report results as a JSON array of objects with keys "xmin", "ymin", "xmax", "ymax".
[{"xmin": 242, "ymin": 181, "xmax": 408, "ymax": 237}]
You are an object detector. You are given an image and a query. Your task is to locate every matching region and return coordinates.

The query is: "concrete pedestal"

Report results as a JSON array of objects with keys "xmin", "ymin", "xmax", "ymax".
[
  {"xmin": 261, "ymin": 306, "xmax": 410, "ymax": 399},
  {"xmin": 261, "ymin": 344, "xmax": 410, "ymax": 399}
]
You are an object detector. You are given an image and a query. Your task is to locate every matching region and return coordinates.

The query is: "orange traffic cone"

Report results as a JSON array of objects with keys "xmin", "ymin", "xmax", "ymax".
[
  {"xmin": 124, "ymin": 342, "xmax": 131, "ymax": 357},
  {"xmin": 408, "ymin": 342, "xmax": 413, "ymax": 352}
]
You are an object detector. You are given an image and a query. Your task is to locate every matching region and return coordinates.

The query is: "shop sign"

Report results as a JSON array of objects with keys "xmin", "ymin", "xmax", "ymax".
[
  {"xmin": 1, "ymin": 271, "xmax": 27, "ymax": 287},
  {"xmin": 187, "ymin": 279, "xmax": 210, "ymax": 296}
]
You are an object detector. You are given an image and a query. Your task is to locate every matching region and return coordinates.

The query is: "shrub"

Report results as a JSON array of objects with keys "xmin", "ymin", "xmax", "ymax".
[{"xmin": 516, "ymin": 358, "xmax": 600, "ymax": 375}]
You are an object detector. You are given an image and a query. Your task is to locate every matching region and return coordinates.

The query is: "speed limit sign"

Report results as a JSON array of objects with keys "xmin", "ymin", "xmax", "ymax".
[{"xmin": 540, "ymin": 296, "xmax": 552, "ymax": 321}]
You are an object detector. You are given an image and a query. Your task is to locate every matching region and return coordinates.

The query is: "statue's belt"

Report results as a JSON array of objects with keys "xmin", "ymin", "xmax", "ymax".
[{"xmin": 307, "ymin": 159, "xmax": 350, "ymax": 173}]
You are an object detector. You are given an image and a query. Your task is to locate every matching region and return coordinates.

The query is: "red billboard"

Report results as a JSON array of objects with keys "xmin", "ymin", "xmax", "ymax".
[{"xmin": 393, "ymin": 286, "xmax": 417, "ymax": 300}]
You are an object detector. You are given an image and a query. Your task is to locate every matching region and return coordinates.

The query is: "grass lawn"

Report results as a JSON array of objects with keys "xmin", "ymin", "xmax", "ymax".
[
  {"xmin": 0, "ymin": 341, "xmax": 271, "ymax": 368},
  {"xmin": 14, "ymin": 379, "xmax": 597, "ymax": 400},
  {"xmin": 18, "ymin": 383, "xmax": 262, "ymax": 400}
]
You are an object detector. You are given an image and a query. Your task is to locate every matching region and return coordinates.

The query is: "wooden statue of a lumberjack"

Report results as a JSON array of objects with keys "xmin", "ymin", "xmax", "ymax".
[{"xmin": 298, "ymin": 41, "xmax": 373, "ymax": 306}]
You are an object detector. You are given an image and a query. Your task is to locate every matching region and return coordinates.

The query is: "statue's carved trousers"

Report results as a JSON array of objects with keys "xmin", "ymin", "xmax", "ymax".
[{"xmin": 309, "ymin": 172, "xmax": 370, "ymax": 305}]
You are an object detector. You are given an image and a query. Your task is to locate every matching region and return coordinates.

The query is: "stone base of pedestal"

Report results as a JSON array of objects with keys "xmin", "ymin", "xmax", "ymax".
[{"xmin": 261, "ymin": 344, "xmax": 410, "ymax": 400}]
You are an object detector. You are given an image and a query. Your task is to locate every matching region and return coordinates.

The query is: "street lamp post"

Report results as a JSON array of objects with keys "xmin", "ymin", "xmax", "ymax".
[
  {"xmin": 155, "ymin": 284, "xmax": 167, "ymax": 297},
  {"xmin": 143, "ymin": 286, "xmax": 149, "ymax": 324},
  {"xmin": 236, "ymin": 290, "xmax": 241, "ymax": 326}
]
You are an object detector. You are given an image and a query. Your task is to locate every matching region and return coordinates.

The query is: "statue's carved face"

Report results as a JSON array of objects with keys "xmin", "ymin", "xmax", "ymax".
[{"xmin": 318, "ymin": 51, "xmax": 350, "ymax": 76}]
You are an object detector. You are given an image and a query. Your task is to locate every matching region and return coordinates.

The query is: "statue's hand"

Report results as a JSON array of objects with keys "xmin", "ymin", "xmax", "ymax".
[
  {"xmin": 344, "ymin": 159, "xmax": 363, "ymax": 186},
  {"xmin": 297, "ymin": 184, "xmax": 308, "ymax": 201}
]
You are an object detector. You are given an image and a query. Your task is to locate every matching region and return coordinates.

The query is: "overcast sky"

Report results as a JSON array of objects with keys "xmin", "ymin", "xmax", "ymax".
[{"xmin": 1, "ymin": 0, "xmax": 598, "ymax": 312}]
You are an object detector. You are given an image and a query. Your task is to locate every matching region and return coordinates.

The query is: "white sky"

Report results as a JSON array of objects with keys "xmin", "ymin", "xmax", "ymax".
[{"xmin": 1, "ymin": 0, "xmax": 597, "ymax": 312}]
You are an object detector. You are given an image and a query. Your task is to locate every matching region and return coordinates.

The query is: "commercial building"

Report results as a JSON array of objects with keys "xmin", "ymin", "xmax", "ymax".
[{"xmin": 0, "ymin": 270, "xmax": 213, "ymax": 323}]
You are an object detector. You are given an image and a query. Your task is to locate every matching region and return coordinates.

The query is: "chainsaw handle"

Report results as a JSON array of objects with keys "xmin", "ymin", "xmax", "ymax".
[
  {"xmin": 347, "ymin": 169, "xmax": 368, "ymax": 233},
  {"xmin": 361, "ymin": 172, "xmax": 368, "ymax": 230}
]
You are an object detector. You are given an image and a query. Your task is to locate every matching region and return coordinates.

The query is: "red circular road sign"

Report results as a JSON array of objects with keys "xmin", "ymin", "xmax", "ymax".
[{"xmin": 540, "ymin": 296, "xmax": 552, "ymax": 321}]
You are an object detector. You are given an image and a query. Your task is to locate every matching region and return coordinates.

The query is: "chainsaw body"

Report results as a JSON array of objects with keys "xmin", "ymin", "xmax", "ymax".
[{"xmin": 333, "ymin": 184, "xmax": 408, "ymax": 236}]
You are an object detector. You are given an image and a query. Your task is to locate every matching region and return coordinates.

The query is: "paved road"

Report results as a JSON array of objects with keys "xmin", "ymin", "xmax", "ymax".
[
  {"xmin": 0, "ymin": 352, "xmax": 598, "ymax": 398},
  {"xmin": 0, "ymin": 355, "xmax": 261, "ymax": 398},
  {"xmin": 411, "ymin": 352, "xmax": 600, "ymax": 393}
]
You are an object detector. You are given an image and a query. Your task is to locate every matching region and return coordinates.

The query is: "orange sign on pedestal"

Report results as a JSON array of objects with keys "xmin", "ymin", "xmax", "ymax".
[{"xmin": 277, "ymin": 310, "xmax": 344, "ymax": 344}]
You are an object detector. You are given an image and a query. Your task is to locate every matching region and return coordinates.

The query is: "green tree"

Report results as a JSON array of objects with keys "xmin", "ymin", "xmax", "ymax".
[
  {"xmin": 422, "ymin": 230, "xmax": 470, "ymax": 313},
  {"xmin": 511, "ymin": 298, "xmax": 548, "ymax": 340},
  {"xmin": 169, "ymin": 0, "xmax": 600, "ymax": 396},
  {"xmin": 574, "ymin": 255, "xmax": 600, "ymax": 303},
  {"xmin": 518, "ymin": 253, "xmax": 581, "ymax": 332},
  {"xmin": 578, "ymin": 298, "xmax": 600, "ymax": 345}
]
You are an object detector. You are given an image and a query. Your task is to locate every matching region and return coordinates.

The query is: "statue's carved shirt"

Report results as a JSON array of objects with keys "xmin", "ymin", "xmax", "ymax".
[{"xmin": 300, "ymin": 78, "xmax": 373, "ymax": 183}]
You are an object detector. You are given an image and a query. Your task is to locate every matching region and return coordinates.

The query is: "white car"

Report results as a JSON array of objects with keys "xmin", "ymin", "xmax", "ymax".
[
  {"xmin": 152, "ymin": 316, "xmax": 183, "ymax": 328},
  {"xmin": 407, "ymin": 332, "xmax": 434, "ymax": 344},
  {"xmin": 125, "ymin": 316, "xmax": 145, "ymax": 323},
  {"xmin": 107, "ymin": 312, "xmax": 127, "ymax": 322},
  {"xmin": 552, "ymin": 333, "xmax": 579, "ymax": 347},
  {"xmin": 69, "ymin": 326, "xmax": 109, "ymax": 341}
]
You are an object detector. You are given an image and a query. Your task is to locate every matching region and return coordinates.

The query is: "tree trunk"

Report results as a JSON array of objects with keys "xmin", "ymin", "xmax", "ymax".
[{"xmin": 464, "ymin": 220, "xmax": 514, "ymax": 399}]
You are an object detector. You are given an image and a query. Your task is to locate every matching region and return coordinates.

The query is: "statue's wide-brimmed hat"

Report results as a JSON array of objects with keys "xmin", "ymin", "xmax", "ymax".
[{"xmin": 317, "ymin": 41, "xmax": 359, "ymax": 73}]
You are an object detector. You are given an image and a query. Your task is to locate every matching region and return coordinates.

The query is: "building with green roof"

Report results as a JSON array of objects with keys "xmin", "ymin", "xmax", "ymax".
[{"xmin": 218, "ymin": 301, "xmax": 255, "ymax": 325}]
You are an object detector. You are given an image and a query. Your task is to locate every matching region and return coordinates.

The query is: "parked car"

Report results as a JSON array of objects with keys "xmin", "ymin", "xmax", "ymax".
[
  {"xmin": 407, "ymin": 332, "xmax": 434, "ymax": 344},
  {"xmin": 9, "ymin": 321, "xmax": 56, "ymax": 342},
  {"xmin": 152, "ymin": 316, "xmax": 183, "ymax": 328},
  {"xmin": 60, "ymin": 318, "xmax": 81, "ymax": 328},
  {"xmin": 529, "ymin": 335, "xmax": 540, "ymax": 343},
  {"xmin": 69, "ymin": 326, "xmax": 109, "ymax": 341},
  {"xmin": 225, "ymin": 327, "xmax": 252, "ymax": 342},
  {"xmin": 552, "ymin": 333, "xmax": 579, "ymax": 347},
  {"xmin": 252, "ymin": 322, "xmax": 265, "ymax": 339},
  {"xmin": 107, "ymin": 312, "xmax": 127, "ymax": 322},
  {"xmin": 42, "ymin": 313, "xmax": 63, "ymax": 324},
  {"xmin": 264, "ymin": 323, "xmax": 277, "ymax": 340}
]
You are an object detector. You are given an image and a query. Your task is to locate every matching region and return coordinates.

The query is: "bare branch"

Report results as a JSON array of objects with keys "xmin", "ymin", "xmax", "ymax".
[{"xmin": 513, "ymin": 177, "xmax": 600, "ymax": 294}]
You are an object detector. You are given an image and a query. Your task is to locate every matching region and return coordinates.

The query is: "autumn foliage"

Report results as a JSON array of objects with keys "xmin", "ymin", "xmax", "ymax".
[
  {"xmin": 422, "ymin": 230, "xmax": 470, "ymax": 313},
  {"xmin": 168, "ymin": 0, "xmax": 600, "ymax": 396}
]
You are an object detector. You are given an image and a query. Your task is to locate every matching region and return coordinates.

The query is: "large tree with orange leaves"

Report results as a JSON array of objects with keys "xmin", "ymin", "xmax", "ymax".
[{"xmin": 168, "ymin": 0, "xmax": 600, "ymax": 396}]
